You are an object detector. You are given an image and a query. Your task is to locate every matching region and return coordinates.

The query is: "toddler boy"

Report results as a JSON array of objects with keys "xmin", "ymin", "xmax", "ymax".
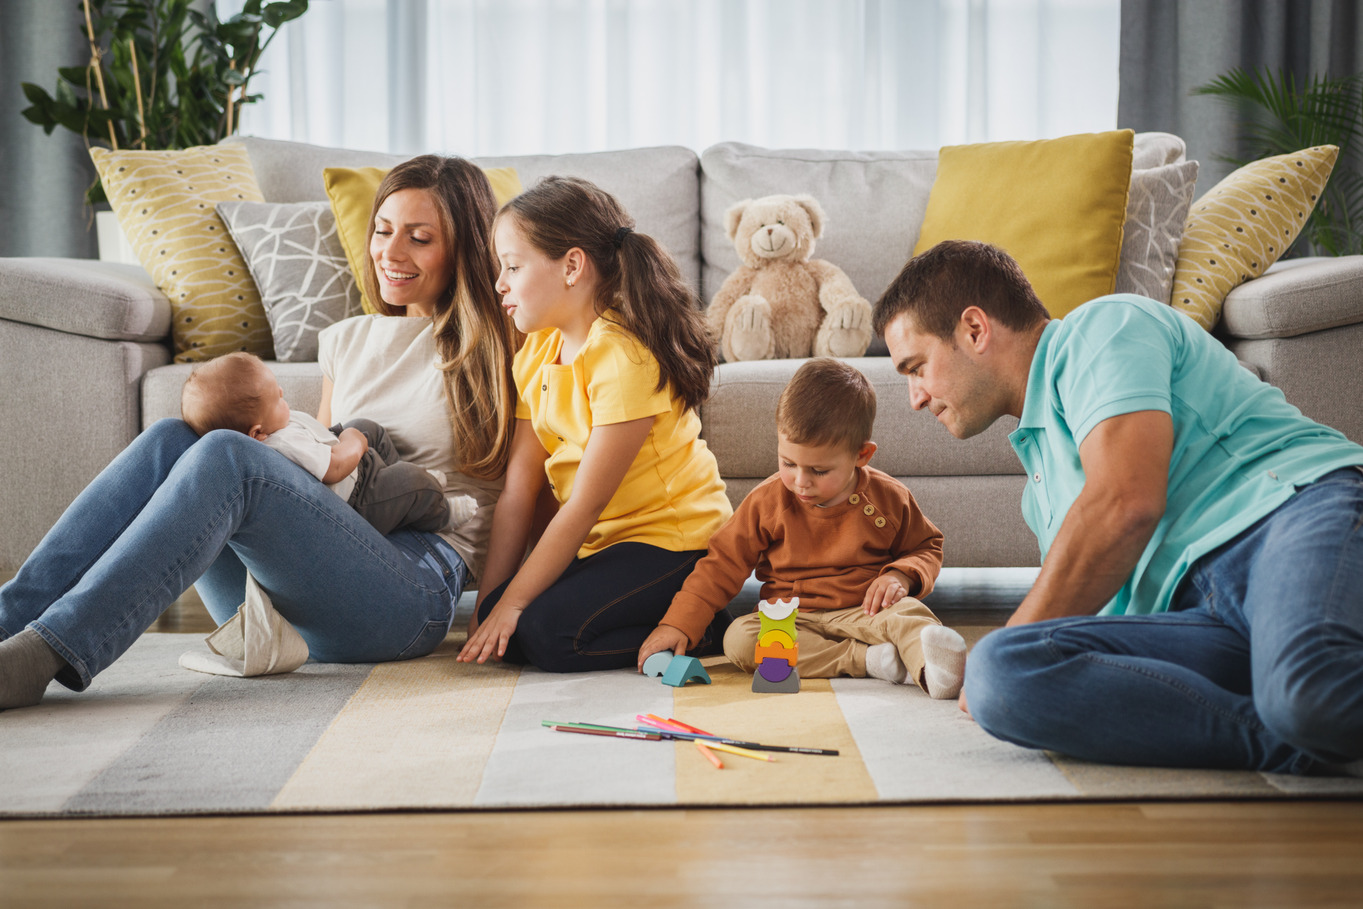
[
  {"xmin": 638, "ymin": 358, "xmax": 966, "ymax": 697},
  {"xmin": 180, "ymin": 352, "xmax": 474, "ymax": 536}
]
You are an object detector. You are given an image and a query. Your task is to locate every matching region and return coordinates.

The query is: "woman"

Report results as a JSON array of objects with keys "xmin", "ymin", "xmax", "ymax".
[{"xmin": 0, "ymin": 155, "xmax": 516, "ymax": 709}]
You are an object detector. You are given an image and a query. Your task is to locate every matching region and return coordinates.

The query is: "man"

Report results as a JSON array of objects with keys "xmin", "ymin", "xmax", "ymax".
[{"xmin": 873, "ymin": 239, "xmax": 1363, "ymax": 775}]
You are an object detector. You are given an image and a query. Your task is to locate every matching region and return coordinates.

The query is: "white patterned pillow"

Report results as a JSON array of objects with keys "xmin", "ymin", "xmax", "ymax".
[
  {"xmin": 1115, "ymin": 160, "xmax": 1200, "ymax": 304},
  {"xmin": 216, "ymin": 201, "xmax": 363, "ymax": 362}
]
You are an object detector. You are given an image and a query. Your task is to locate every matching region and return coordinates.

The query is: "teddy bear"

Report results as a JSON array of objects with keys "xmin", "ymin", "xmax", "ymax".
[{"xmin": 706, "ymin": 194, "xmax": 873, "ymax": 362}]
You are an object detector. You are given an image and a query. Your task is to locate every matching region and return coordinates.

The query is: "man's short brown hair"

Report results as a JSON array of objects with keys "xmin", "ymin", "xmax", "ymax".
[
  {"xmin": 776, "ymin": 358, "xmax": 875, "ymax": 453},
  {"xmin": 180, "ymin": 352, "xmax": 270, "ymax": 436},
  {"xmin": 872, "ymin": 240, "xmax": 1050, "ymax": 340}
]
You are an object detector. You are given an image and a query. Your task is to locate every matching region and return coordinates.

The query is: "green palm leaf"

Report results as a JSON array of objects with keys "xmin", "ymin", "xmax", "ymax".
[{"xmin": 1193, "ymin": 67, "xmax": 1363, "ymax": 255}]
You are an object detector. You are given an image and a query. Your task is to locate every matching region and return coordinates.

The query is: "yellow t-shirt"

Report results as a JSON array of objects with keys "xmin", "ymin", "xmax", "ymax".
[{"xmin": 513, "ymin": 316, "xmax": 732, "ymax": 558}]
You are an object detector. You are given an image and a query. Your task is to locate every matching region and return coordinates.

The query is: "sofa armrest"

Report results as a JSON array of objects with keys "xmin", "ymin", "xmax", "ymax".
[
  {"xmin": 0, "ymin": 257, "xmax": 171, "ymax": 343},
  {"xmin": 1219, "ymin": 256, "xmax": 1363, "ymax": 340}
]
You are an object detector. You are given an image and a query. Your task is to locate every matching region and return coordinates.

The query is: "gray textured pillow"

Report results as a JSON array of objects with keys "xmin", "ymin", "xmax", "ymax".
[
  {"xmin": 216, "ymin": 200, "xmax": 362, "ymax": 361},
  {"xmin": 1115, "ymin": 160, "xmax": 1200, "ymax": 304}
]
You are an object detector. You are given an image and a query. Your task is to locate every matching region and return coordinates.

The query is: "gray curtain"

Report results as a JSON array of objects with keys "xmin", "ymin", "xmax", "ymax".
[
  {"xmin": 0, "ymin": 1, "xmax": 100, "ymax": 259},
  {"xmin": 1119, "ymin": 0, "xmax": 1363, "ymax": 197}
]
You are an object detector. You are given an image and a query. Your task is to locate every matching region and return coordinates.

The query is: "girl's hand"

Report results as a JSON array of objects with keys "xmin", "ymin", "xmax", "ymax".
[
  {"xmin": 637, "ymin": 624, "xmax": 691, "ymax": 673},
  {"xmin": 458, "ymin": 602, "xmax": 524, "ymax": 663},
  {"xmin": 862, "ymin": 569, "xmax": 910, "ymax": 615}
]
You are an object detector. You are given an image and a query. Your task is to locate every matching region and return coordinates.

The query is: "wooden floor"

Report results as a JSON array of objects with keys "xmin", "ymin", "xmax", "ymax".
[{"xmin": 4, "ymin": 568, "xmax": 1362, "ymax": 907}]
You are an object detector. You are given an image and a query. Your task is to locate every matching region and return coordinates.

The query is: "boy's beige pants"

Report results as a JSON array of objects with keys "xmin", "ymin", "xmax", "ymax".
[{"xmin": 722, "ymin": 597, "xmax": 943, "ymax": 692}]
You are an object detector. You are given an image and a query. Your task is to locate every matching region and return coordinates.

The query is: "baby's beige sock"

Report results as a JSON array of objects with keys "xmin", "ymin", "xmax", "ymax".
[
  {"xmin": 0, "ymin": 629, "xmax": 65, "ymax": 710},
  {"xmin": 920, "ymin": 625, "xmax": 967, "ymax": 699}
]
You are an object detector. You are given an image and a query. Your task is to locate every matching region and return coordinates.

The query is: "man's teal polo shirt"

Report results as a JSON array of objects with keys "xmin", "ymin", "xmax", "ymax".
[{"xmin": 1009, "ymin": 294, "xmax": 1363, "ymax": 615}]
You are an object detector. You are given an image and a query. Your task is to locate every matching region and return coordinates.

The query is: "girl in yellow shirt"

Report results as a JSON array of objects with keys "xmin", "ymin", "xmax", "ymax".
[{"xmin": 458, "ymin": 176, "xmax": 733, "ymax": 671}]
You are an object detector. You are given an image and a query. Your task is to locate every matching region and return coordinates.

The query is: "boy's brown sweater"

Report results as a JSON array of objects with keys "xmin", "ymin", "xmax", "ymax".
[{"xmin": 661, "ymin": 466, "xmax": 944, "ymax": 645}]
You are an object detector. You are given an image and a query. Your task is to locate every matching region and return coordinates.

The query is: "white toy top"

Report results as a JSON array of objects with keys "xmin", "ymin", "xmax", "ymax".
[{"xmin": 757, "ymin": 597, "xmax": 799, "ymax": 621}]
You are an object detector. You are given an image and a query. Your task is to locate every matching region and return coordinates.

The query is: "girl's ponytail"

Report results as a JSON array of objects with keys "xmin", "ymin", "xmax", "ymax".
[
  {"xmin": 613, "ymin": 229, "xmax": 714, "ymax": 411},
  {"xmin": 500, "ymin": 176, "xmax": 715, "ymax": 411}
]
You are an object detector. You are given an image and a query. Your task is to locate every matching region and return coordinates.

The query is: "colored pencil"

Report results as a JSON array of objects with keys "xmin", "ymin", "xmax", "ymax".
[
  {"xmin": 546, "ymin": 717, "xmax": 839, "ymax": 757},
  {"xmin": 704, "ymin": 741, "xmax": 776, "ymax": 762},
  {"xmin": 546, "ymin": 724, "xmax": 660, "ymax": 741},
  {"xmin": 695, "ymin": 740, "xmax": 724, "ymax": 769},
  {"xmin": 636, "ymin": 717, "xmax": 839, "ymax": 756}
]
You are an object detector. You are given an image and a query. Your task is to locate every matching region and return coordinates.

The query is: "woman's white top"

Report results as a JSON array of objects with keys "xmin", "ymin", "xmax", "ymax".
[{"xmin": 319, "ymin": 314, "xmax": 503, "ymax": 578}]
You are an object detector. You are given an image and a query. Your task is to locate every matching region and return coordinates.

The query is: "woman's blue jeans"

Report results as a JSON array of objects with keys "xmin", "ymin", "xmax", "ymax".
[
  {"xmin": 0, "ymin": 419, "xmax": 467, "ymax": 691},
  {"xmin": 965, "ymin": 467, "xmax": 1363, "ymax": 774}
]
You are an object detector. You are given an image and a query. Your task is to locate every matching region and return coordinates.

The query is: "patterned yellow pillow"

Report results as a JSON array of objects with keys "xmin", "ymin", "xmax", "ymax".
[
  {"xmin": 91, "ymin": 145, "xmax": 270, "ymax": 362},
  {"xmin": 324, "ymin": 165, "xmax": 523, "ymax": 314},
  {"xmin": 1170, "ymin": 145, "xmax": 1338, "ymax": 330}
]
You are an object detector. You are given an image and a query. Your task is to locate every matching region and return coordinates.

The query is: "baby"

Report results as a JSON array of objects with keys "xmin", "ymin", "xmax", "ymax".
[
  {"xmin": 180, "ymin": 352, "xmax": 474, "ymax": 535},
  {"xmin": 641, "ymin": 357, "xmax": 967, "ymax": 697}
]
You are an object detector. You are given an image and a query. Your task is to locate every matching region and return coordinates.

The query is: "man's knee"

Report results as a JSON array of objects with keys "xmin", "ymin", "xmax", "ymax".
[
  {"xmin": 1258, "ymin": 675, "xmax": 1363, "ymax": 760},
  {"xmin": 962, "ymin": 628, "xmax": 1014, "ymax": 735}
]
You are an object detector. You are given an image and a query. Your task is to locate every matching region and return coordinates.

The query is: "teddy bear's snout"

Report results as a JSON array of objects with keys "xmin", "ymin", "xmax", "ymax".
[{"xmin": 750, "ymin": 223, "xmax": 798, "ymax": 259}]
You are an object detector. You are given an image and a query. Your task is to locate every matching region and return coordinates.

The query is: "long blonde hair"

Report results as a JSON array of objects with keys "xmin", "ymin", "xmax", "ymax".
[{"xmin": 362, "ymin": 156, "xmax": 518, "ymax": 480}]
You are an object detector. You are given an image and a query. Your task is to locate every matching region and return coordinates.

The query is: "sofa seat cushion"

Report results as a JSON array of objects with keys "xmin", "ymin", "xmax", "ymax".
[
  {"xmin": 0, "ymin": 258, "xmax": 171, "ymax": 342},
  {"xmin": 699, "ymin": 358, "xmax": 1023, "ymax": 480}
]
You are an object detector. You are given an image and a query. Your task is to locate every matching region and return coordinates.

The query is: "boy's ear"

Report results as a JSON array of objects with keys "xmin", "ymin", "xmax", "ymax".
[
  {"xmin": 855, "ymin": 441, "xmax": 877, "ymax": 467},
  {"xmin": 248, "ymin": 423, "xmax": 268, "ymax": 441}
]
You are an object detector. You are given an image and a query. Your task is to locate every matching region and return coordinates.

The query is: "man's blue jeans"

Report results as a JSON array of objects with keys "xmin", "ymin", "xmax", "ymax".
[
  {"xmin": 0, "ymin": 419, "xmax": 467, "ymax": 691},
  {"xmin": 965, "ymin": 467, "xmax": 1363, "ymax": 774}
]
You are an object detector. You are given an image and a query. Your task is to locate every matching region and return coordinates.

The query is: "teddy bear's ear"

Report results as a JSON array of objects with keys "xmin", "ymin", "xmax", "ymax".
[
  {"xmin": 724, "ymin": 199, "xmax": 751, "ymax": 241},
  {"xmin": 793, "ymin": 195, "xmax": 827, "ymax": 239}
]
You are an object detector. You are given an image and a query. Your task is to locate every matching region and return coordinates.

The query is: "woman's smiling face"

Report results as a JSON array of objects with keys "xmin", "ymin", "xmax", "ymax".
[{"xmin": 369, "ymin": 187, "xmax": 451, "ymax": 317}]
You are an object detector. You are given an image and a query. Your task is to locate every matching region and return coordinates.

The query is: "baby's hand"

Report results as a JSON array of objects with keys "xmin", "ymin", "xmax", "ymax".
[
  {"xmin": 862, "ymin": 570, "xmax": 910, "ymax": 615},
  {"xmin": 339, "ymin": 426, "xmax": 369, "ymax": 455}
]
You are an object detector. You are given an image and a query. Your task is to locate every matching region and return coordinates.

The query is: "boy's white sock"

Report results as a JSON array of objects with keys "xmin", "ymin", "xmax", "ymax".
[
  {"xmin": 426, "ymin": 468, "xmax": 447, "ymax": 488},
  {"xmin": 0, "ymin": 629, "xmax": 65, "ymax": 710},
  {"xmin": 920, "ymin": 624, "xmax": 967, "ymax": 699},
  {"xmin": 865, "ymin": 642, "xmax": 910, "ymax": 684},
  {"xmin": 445, "ymin": 495, "xmax": 478, "ymax": 530}
]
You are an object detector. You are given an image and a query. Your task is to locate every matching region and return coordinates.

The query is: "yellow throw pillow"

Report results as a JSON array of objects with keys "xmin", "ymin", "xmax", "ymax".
[
  {"xmin": 913, "ymin": 130, "xmax": 1134, "ymax": 319},
  {"xmin": 324, "ymin": 165, "xmax": 523, "ymax": 314},
  {"xmin": 91, "ymin": 145, "xmax": 271, "ymax": 363},
  {"xmin": 1170, "ymin": 145, "xmax": 1338, "ymax": 330}
]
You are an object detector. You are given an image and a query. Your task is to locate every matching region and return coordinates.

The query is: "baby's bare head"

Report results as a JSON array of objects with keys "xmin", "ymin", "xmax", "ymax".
[{"xmin": 180, "ymin": 352, "xmax": 275, "ymax": 436}]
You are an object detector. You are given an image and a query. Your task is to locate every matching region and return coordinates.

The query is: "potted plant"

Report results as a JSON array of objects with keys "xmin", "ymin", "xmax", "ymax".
[
  {"xmin": 21, "ymin": 0, "xmax": 309, "ymax": 207},
  {"xmin": 1193, "ymin": 67, "xmax": 1363, "ymax": 257}
]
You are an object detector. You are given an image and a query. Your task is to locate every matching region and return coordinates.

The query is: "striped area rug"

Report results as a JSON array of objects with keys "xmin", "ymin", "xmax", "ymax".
[{"xmin": 3, "ymin": 632, "xmax": 1360, "ymax": 817}]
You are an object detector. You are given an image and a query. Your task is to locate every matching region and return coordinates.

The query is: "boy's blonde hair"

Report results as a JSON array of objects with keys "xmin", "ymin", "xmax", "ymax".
[
  {"xmin": 775, "ymin": 358, "xmax": 876, "ymax": 453},
  {"xmin": 180, "ymin": 352, "xmax": 271, "ymax": 436}
]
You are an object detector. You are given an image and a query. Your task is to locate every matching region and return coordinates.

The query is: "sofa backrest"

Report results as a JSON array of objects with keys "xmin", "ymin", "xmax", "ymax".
[
  {"xmin": 696, "ymin": 132, "xmax": 1190, "ymax": 354},
  {"xmin": 222, "ymin": 136, "xmax": 703, "ymax": 294},
  {"xmin": 225, "ymin": 130, "xmax": 1189, "ymax": 350}
]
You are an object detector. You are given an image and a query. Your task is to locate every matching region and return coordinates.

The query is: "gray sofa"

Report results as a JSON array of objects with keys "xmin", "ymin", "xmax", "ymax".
[{"xmin": 4, "ymin": 133, "xmax": 1363, "ymax": 574}]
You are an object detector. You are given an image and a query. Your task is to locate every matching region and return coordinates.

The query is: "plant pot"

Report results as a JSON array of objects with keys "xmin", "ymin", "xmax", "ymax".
[{"xmin": 96, "ymin": 210, "xmax": 141, "ymax": 265}]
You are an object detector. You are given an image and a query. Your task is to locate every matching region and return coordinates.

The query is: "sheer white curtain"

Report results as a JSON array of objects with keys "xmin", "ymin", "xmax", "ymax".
[{"xmin": 236, "ymin": 0, "xmax": 1120, "ymax": 156}]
